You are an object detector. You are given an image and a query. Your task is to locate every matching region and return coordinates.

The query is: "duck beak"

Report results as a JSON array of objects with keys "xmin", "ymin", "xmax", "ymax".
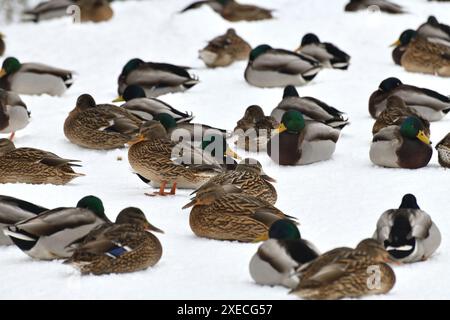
[
  {"xmin": 390, "ymin": 39, "xmax": 401, "ymax": 47},
  {"xmin": 112, "ymin": 96, "xmax": 124, "ymax": 102},
  {"xmin": 275, "ymin": 123, "xmax": 287, "ymax": 134},
  {"xmin": 0, "ymin": 69, "xmax": 6, "ymax": 78},
  {"xmin": 253, "ymin": 233, "xmax": 269, "ymax": 243},
  {"xmin": 226, "ymin": 147, "xmax": 241, "ymax": 160},
  {"xmin": 127, "ymin": 134, "xmax": 146, "ymax": 146},
  {"xmin": 417, "ymin": 130, "xmax": 431, "ymax": 145},
  {"xmin": 145, "ymin": 222, "xmax": 164, "ymax": 234}
]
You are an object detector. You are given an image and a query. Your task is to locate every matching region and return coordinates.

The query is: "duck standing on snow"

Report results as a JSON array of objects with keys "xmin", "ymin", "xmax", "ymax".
[
  {"xmin": 66, "ymin": 207, "xmax": 163, "ymax": 275},
  {"xmin": 180, "ymin": 0, "xmax": 273, "ymax": 22},
  {"xmin": 4, "ymin": 196, "xmax": 110, "ymax": 260},
  {"xmin": 436, "ymin": 133, "xmax": 450, "ymax": 168},
  {"xmin": 0, "ymin": 89, "xmax": 30, "ymax": 141},
  {"xmin": 249, "ymin": 219, "xmax": 319, "ymax": 289},
  {"xmin": 244, "ymin": 45, "xmax": 321, "ymax": 88},
  {"xmin": 344, "ymin": 0, "xmax": 405, "ymax": 14},
  {"xmin": 373, "ymin": 194, "xmax": 441, "ymax": 263},
  {"xmin": 199, "ymin": 28, "xmax": 252, "ymax": 68},
  {"xmin": 0, "ymin": 139, "xmax": 84, "ymax": 185},
  {"xmin": 0, "ymin": 57, "xmax": 73, "ymax": 96},
  {"xmin": 117, "ymin": 58, "xmax": 199, "ymax": 98},
  {"xmin": 369, "ymin": 77, "xmax": 450, "ymax": 121},
  {"xmin": 369, "ymin": 117, "xmax": 432, "ymax": 169},
  {"xmin": 267, "ymin": 110, "xmax": 340, "ymax": 166},
  {"xmin": 0, "ymin": 33, "xmax": 5, "ymax": 56},
  {"xmin": 295, "ymin": 33, "xmax": 351, "ymax": 70}
]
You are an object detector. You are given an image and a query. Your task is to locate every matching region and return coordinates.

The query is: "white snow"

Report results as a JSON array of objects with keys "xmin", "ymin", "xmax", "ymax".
[{"xmin": 0, "ymin": 0, "xmax": 450, "ymax": 299}]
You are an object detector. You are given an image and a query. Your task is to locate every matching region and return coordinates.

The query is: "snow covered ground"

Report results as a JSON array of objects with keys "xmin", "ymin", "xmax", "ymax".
[{"xmin": 1, "ymin": 0, "xmax": 450, "ymax": 299}]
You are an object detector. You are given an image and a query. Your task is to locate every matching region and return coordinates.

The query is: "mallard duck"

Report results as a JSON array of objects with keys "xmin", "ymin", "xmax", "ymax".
[
  {"xmin": 372, "ymin": 95, "xmax": 430, "ymax": 136},
  {"xmin": 417, "ymin": 16, "xmax": 450, "ymax": 47},
  {"xmin": 249, "ymin": 219, "xmax": 319, "ymax": 289},
  {"xmin": 272, "ymin": 85, "xmax": 349, "ymax": 129},
  {"xmin": 344, "ymin": 0, "xmax": 405, "ymax": 13},
  {"xmin": 78, "ymin": 0, "xmax": 113, "ymax": 22},
  {"xmin": 0, "ymin": 195, "xmax": 48, "ymax": 246},
  {"xmin": 291, "ymin": 239, "xmax": 395, "ymax": 300},
  {"xmin": 192, "ymin": 158, "xmax": 277, "ymax": 205},
  {"xmin": 65, "ymin": 207, "xmax": 163, "ymax": 275},
  {"xmin": 244, "ymin": 45, "xmax": 321, "ymax": 88},
  {"xmin": 267, "ymin": 110, "xmax": 340, "ymax": 166},
  {"xmin": 373, "ymin": 194, "xmax": 441, "ymax": 263},
  {"xmin": 369, "ymin": 77, "xmax": 450, "ymax": 121},
  {"xmin": 370, "ymin": 117, "xmax": 432, "ymax": 169},
  {"xmin": 0, "ymin": 57, "xmax": 73, "ymax": 96},
  {"xmin": 0, "ymin": 89, "xmax": 30, "ymax": 141},
  {"xmin": 0, "ymin": 139, "xmax": 84, "ymax": 185},
  {"xmin": 436, "ymin": 133, "xmax": 450, "ymax": 168},
  {"xmin": 113, "ymin": 85, "xmax": 194, "ymax": 124},
  {"xmin": 117, "ymin": 58, "xmax": 199, "ymax": 98},
  {"xmin": 182, "ymin": 184, "xmax": 297, "ymax": 243},
  {"xmin": 180, "ymin": 0, "xmax": 273, "ymax": 22},
  {"xmin": 295, "ymin": 33, "xmax": 350, "ymax": 70},
  {"xmin": 4, "ymin": 196, "xmax": 109, "ymax": 260},
  {"xmin": 200, "ymin": 133, "xmax": 239, "ymax": 171},
  {"xmin": 64, "ymin": 94, "xmax": 142, "ymax": 150},
  {"xmin": 128, "ymin": 121, "xmax": 224, "ymax": 196},
  {"xmin": 22, "ymin": 0, "xmax": 74, "ymax": 22},
  {"xmin": 199, "ymin": 28, "xmax": 252, "ymax": 68},
  {"xmin": 234, "ymin": 105, "xmax": 278, "ymax": 152},
  {"xmin": 0, "ymin": 32, "xmax": 5, "ymax": 56}
]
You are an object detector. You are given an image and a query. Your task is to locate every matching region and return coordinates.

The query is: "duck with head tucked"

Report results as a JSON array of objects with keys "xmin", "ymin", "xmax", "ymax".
[
  {"xmin": 66, "ymin": 207, "xmax": 163, "ymax": 275},
  {"xmin": 344, "ymin": 0, "xmax": 405, "ymax": 14},
  {"xmin": 373, "ymin": 194, "xmax": 441, "ymax": 263},
  {"xmin": 22, "ymin": 0, "xmax": 74, "ymax": 22},
  {"xmin": 0, "ymin": 89, "xmax": 30, "ymax": 141},
  {"xmin": 436, "ymin": 133, "xmax": 450, "ymax": 168},
  {"xmin": 416, "ymin": 16, "xmax": 450, "ymax": 47}
]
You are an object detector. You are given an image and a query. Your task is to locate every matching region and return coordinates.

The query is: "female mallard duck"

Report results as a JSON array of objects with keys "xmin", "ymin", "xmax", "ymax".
[
  {"xmin": 272, "ymin": 86, "xmax": 349, "ymax": 129},
  {"xmin": 113, "ymin": 85, "xmax": 194, "ymax": 123},
  {"xmin": 0, "ymin": 139, "xmax": 84, "ymax": 185},
  {"xmin": 372, "ymin": 95, "xmax": 430, "ymax": 136},
  {"xmin": 0, "ymin": 195, "xmax": 48, "ymax": 246},
  {"xmin": 370, "ymin": 117, "xmax": 432, "ymax": 169},
  {"xmin": 128, "ymin": 121, "xmax": 224, "ymax": 196},
  {"xmin": 234, "ymin": 105, "xmax": 278, "ymax": 152},
  {"xmin": 249, "ymin": 219, "xmax": 320, "ymax": 289},
  {"xmin": 0, "ymin": 57, "xmax": 73, "ymax": 96},
  {"xmin": 182, "ymin": 184, "xmax": 297, "ymax": 243},
  {"xmin": 417, "ymin": 16, "xmax": 450, "ymax": 47},
  {"xmin": 4, "ymin": 196, "xmax": 109, "ymax": 260},
  {"xmin": 369, "ymin": 77, "xmax": 450, "ymax": 121},
  {"xmin": 436, "ymin": 133, "xmax": 450, "ymax": 168},
  {"xmin": 295, "ymin": 33, "xmax": 350, "ymax": 70},
  {"xmin": 64, "ymin": 94, "xmax": 142, "ymax": 150},
  {"xmin": 373, "ymin": 194, "xmax": 441, "ymax": 263},
  {"xmin": 199, "ymin": 28, "xmax": 252, "ymax": 68},
  {"xmin": 344, "ymin": 0, "xmax": 405, "ymax": 13},
  {"xmin": 291, "ymin": 239, "xmax": 395, "ymax": 300},
  {"xmin": 267, "ymin": 110, "xmax": 340, "ymax": 166},
  {"xmin": 65, "ymin": 207, "xmax": 163, "ymax": 275},
  {"xmin": 0, "ymin": 32, "xmax": 5, "ymax": 56},
  {"xmin": 244, "ymin": 45, "xmax": 321, "ymax": 88},
  {"xmin": 0, "ymin": 89, "xmax": 30, "ymax": 141},
  {"xmin": 117, "ymin": 58, "xmax": 199, "ymax": 98},
  {"xmin": 180, "ymin": 0, "xmax": 273, "ymax": 22},
  {"xmin": 22, "ymin": 0, "xmax": 74, "ymax": 22},
  {"xmin": 77, "ymin": 0, "xmax": 113, "ymax": 23}
]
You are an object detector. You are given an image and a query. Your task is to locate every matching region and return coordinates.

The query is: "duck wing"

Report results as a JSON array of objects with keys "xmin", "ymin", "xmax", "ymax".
[
  {"xmin": 122, "ymin": 98, "xmax": 193, "ymax": 123},
  {"xmin": 0, "ymin": 195, "xmax": 48, "ymax": 225},
  {"xmin": 253, "ymin": 49, "xmax": 320, "ymax": 75}
]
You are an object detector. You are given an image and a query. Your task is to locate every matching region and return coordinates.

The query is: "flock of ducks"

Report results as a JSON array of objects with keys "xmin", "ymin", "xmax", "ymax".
[{"xmin": 0, "ymin": 0, "xmax": 449, "ymax": 300}]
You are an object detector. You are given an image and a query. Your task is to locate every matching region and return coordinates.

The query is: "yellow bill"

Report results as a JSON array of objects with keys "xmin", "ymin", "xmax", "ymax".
[
  {"xmin": 275, "ymin": 123, "xmax": 287, "ymax": 134},
  {"xmin": 112, "ymin": 96, "xmax": 125, "ymax": 102},
  {"xmin": 417, "ymin": 130, "xmax": 431, "ymax": 145},
  {"xmin": 226, "ymin": 147, "xmax": 241, "ymax": 160},
  {"xmin": 390, "ymin": 39, "xmax": 401, "ymax": 47},
  {"xmin": 0, "ymin": 69, "xmax": 6, "ymax": 78}
]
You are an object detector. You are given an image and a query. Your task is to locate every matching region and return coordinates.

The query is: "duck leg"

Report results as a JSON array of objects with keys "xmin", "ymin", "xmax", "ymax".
[
  {"xmin": 9, "ymin": 132, "xmax": 15, "ymax": 141},
  {"xmin": 145, "ymin": 181, "xmax": 177, "ymax": 196}
]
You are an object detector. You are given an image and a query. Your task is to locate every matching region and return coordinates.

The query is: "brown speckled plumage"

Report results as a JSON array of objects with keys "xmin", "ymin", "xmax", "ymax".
[
  {"xmin": 436, "ymin": 133, "xmax": 450, "ymax": 168},
  {"xmin": 78, "ymin": 0, "xmax": 113, "ymax": 23}
]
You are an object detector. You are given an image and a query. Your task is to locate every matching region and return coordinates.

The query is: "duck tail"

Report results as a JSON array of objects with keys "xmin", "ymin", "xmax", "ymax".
[{"xmin": 184, "ymin": 77, "xmax": 200, "ymax": 89}]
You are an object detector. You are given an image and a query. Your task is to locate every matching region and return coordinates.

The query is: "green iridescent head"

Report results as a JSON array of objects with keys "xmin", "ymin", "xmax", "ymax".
[
  {"xmin": 155, "ymin": 113, "xmax": 177, "ymax": 130},
  {"xmin": 76, "ymin": 195, "xmax": 106, "ymax": 218},
  {"xmin": 400, "ymin": 117, "xmax": 430, "ymax": 144},
  {"xmin": 278, "ymin": 110, "xmax": 305, "ymax": 134},
  {"xmin": 269, "ymin": 220, "xmax": 301, "ymax": 240}
]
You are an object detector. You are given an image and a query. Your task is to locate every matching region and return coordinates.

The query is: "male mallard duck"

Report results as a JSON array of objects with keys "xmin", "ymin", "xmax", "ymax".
[
  {"xmin": 369, "ymin": 77, "xmax": 450, "ymax": 121},
  {"xmin": 369, "ymin": 117, "xmax": 432, "ymax": 169},
  {"xmin": 200, "ymin": 133, "xmax": 239, "ymax": 171},
  {"xmin": 117, "ymin": 58, "xmax": 199, "ymax": 98},
  {"xmin": 249, "ymin": 219, "xmax": 319, "ymax": 289},
  {"xmin": 78, "ymin": 0, "xmax": 113, "ymax": 23},
  {"xmin": 0, "ymin": 195, "xmax": 48, "ymax": 246},
  {"xmin": 128, "ymin": 121, "xmax": 224, "ymax": 196},
  {"xmin": 373, "ymin": 194, "xmax": 441, "ymax": 263},
  {"xmin": 244, "ymin": 45, "xmax": 321, "ymax": 88},
  {"xmin": 22, "ymin": 0, "xmax": 74, "ymax": 22},
  {"xmin": 65, "ymin": 207, "xmax": 163, "ymax": 275},
  {"xmin": 0, "ymin": 57, "xmax": 73, "ymax": 96},
  {"xmin": 4, "ymin": 196, "xmax": 109, "ymax": 260},
  {"xmin": 199, "ymin": 28, "xmax": 252, "ymax": 68},
  {"xmin": 113, "ymin": 85, "xmax": 194, "ymax": 123},
  {"xmin": 180, "ymin": 0, "xmax": 273, "ymax": 22},
  {"xmin": 344, "ymin": 0, "xmax": 405, "ymax": 14},
  {"xmin": 0, "ymin": 33, "xmax": 5, "ymax": 56},
  {"xmin": 0, "ymin": 139, "xmax": 84, "ymax": 185},
  {"xmin": 0, "ymin": 89, "xmax": 30, "ymax": 141},
  {"xmin": 182, "ymin": 184, "xmax": 297, "ymax": 243},
  {"xmin": 417, "ymin": 16, "xmax": 450, "ymax": 47},
  {"xmin": 291, "ymin": 239, "xmax": 395, "ymax": 300},
  {"xmin": 272, "ymin": 86, "xmax": 349, "ymax": 129},
  {"xmin": 372, "ymin": 95, "xmax": 430, "ymax": 136},
  {"xmin": 295, "ymin": 33, "xmax": 350, "ymax": 70},
  {"xmin": 267, "ymin": 110, "xmax": 340, "ymax": 166},
  {"xmin": 436, "ymin": 133, "xmax": 450, "ymax": 168},
  {"xmin": 64, "ymin": 94, "xmax": 142, "ymax": 150},
  {"xmin": 234, "ymin": 105, "xmax": 278, "ymax": 152}
]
